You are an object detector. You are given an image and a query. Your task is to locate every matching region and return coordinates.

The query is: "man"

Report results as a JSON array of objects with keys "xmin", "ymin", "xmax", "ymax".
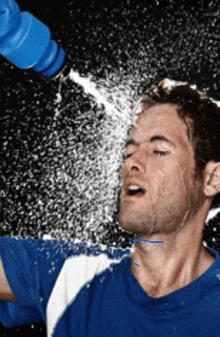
[{"xmin": 0, "ymin": 79, "xmax": 220, "ymax": 336}]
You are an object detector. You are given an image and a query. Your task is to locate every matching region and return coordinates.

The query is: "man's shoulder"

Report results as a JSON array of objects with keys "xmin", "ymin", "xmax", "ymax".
[{"xmin": 0, "ymin": 235, "xmax": 132, "ymax": 266}]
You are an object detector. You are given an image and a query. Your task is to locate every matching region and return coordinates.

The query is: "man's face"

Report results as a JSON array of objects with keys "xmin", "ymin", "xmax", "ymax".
[{"xmin": 119, "ymin": 103, "xmax": 205, "ymax": 236}]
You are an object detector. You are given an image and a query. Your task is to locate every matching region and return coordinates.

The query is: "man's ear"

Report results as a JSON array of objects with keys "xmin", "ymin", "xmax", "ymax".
[{"xmin": 203, "ymin": 162, "xmax": 220, "ymax": 197}]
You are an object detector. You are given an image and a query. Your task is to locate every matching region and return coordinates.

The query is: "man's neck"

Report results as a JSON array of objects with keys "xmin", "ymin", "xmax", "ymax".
[{"xmin": 131, "ymin": 236, "xmax": 215, "ymax": 299}]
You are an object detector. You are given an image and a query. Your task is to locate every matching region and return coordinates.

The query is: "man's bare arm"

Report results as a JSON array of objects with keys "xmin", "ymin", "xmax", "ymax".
[{"xmin": 0, "ymin": 256, "xmax": 16, "ymax": 302}]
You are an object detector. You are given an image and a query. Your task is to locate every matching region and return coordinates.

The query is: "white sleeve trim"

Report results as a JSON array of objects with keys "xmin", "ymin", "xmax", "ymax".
[{"xmin": 46, "ymin": 254, "xmax": 120, "ymax": 337}]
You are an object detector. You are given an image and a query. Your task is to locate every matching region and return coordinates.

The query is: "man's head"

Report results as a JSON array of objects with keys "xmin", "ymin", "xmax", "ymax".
[{"xmin": 119, "ymin": 79, "xmax": 220, "ymax": 237}]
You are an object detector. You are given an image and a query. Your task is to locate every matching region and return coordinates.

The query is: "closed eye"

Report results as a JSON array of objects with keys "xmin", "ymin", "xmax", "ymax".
[
  {"xmin": 123, "ymin": 151, "xmax": 169, "ymax": 159},
  {"xmin": 154, "ymin": 150, "xmax": 169, "ymax": 156},
  {"xmin": 123, "ymin": 153, "xmax": 132, "ymax": 160}
]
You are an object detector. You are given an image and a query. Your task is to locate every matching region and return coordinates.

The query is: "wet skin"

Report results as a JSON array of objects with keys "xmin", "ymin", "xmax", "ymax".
[{"xmin": 119, "ymin": 103, "xmax": 216, "ymax": 298}]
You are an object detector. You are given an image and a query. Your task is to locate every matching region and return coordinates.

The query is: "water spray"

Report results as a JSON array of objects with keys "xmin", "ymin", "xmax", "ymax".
[
  {"xmin": 1, "ymin": 0, "xmax": 220, "ymax": 251},
  {"xmin": 0, "ymin": 0, "xmax": 134, "ymax": 244},
  {"xmin": 68, "ymin": 70, "xmax": 129, "ymax": 122},
  {"xmin": 0, "ymin": 0, "xmax": 131, "ymax": 124}
]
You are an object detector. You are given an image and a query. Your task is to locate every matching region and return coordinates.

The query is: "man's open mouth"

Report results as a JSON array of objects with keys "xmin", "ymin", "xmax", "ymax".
[{"xmin": 126, "ymin": 185, "xmax": 146, "ymax": 197}]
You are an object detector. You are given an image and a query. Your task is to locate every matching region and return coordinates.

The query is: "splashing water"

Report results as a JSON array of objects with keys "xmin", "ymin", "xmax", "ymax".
[
  {"xmin": 3, "ymin": 4, "xmax": 220, "ymax": 336},
  {"xmin": 33, "ymin": 66, "xmax": 138, "ymax": 243},
  {"xmin": 2, "ymin": 1, "xmax": 220, "ymax": 250},
  {"xmin": 67, "ymin": 70, "xmax": 129, "ymax": 122}
]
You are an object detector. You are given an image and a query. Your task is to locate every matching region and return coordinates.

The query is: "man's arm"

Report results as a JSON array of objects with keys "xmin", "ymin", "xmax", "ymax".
[{"xmin": 0, "ymin": 256, "xmax": 16, "ymax": 302}]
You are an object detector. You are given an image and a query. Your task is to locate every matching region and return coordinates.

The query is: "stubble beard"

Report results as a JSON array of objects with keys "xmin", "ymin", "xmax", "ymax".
[
  {"xmin": 118, "ymin": 170, "xmax": 204, "ymax": 237},
  {"xmin": 119, "ymin": 199, "xmax": 193, "ymax": 237}
]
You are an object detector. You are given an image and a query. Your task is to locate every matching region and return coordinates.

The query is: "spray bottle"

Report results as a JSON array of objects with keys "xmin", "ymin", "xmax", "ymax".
[{"xmin": 0, "ymin": 0, "xmax": 67, "ymax": 78}]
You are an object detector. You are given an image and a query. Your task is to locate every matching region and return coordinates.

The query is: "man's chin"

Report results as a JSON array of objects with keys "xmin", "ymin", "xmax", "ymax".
[{"xmin": 119, "ymin": 212, "xmax": 147, "ymax": 233}]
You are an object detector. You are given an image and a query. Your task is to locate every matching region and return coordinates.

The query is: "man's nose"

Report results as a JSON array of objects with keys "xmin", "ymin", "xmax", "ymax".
[{"xmin": 122, "ymin": 150, "xmax": 146, "ymax": 175}]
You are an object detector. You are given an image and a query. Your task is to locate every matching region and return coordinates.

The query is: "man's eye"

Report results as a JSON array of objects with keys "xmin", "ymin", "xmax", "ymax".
[
  {"xmin": 154, "ymin": 150, "xmax": 169, "ymax": 156},
  {"xmin": 123, "ymin": 153, "xmax": 132, "ymax": 159}
]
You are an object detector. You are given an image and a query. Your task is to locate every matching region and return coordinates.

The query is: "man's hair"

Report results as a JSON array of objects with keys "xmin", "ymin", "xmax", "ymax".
[{"xmin": 138, "ymin": 79, "xmax": 220, "ymax": 209}]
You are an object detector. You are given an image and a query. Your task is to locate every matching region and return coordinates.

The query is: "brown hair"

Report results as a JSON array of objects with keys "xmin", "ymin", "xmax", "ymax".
[{"xmin": 138, "ymin": 79, "xmax": 220, "ymax": 209}]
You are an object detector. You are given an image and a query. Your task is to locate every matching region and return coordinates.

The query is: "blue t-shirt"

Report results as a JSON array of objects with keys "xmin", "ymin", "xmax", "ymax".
[{"xmin": 0, "ymin": 237, "xmax": 220, "ymax": 336}]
